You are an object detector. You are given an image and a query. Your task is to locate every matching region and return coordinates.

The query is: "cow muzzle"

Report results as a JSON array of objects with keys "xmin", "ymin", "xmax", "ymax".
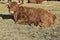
[{"xmin": 10, "ymin": 11, "xmax": 14, "ymax": 14}]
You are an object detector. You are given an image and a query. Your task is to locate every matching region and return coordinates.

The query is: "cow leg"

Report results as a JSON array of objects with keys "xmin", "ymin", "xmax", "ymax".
[
  {"xmin": 16, "ymin": 20, "xmax": 24, "ymax": 24},
  {"xmin": 16, "ymin": 19, "xmax": 28, "ymax": 25},
  {"xmin": 33, "ymin": 22, "xmax": 38, "ymax": 26},
  {"xmin": 39, "ymin": 22, "xmax": 51, "ymax": 27},
  {"xmin": 14, "ymin": 13, "xmax": 19, "ymax": 23}
]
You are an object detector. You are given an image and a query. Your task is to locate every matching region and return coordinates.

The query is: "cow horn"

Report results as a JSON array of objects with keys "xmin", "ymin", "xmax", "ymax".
[
  {"xmin": 6, "ymin": 3, "xmax": 9, "ymax": 5},
  {"xmin": 18, "ymin": 3, "xmax": 20, "ymax": 4},
  {"xmin": 17, "ymin": 3, "xmax": 23, "ymax": 5}
]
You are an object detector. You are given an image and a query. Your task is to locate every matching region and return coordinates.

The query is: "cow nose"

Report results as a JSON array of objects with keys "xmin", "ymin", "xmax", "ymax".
[{"xmin": 10, "ymin": 11, "xmax": 14, "ymax": 14}]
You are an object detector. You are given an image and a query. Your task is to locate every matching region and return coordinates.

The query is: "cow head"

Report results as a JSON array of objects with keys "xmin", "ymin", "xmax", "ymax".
[{"xmin": 7, "ymin": 2, "xmax": 20, "ymax": 15}]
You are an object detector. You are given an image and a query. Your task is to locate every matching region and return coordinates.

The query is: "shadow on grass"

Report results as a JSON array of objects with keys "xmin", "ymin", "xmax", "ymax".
[{"xmin": 0, "ymin": 14, "xmax": 14, "ymax": 20}]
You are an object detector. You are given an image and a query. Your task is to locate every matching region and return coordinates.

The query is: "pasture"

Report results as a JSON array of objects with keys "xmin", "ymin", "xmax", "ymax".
[{"xmin": 0, "ymin": 1, "xmax": 60, "ymax": 40}]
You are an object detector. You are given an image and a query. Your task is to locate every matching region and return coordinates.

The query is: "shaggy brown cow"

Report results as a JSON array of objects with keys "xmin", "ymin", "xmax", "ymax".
[
  {"xmin": 7, "ymin": 2, "xmax": 56, "ymax": 27},
  {"xmin": 7, "ymin": 2, "xmax": 28, "ymax": 24},
  {"xmin": 28, "ymin": 0, "xmax": 44, "ymax": 4}
]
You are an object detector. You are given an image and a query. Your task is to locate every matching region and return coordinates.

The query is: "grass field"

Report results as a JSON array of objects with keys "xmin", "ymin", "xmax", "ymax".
[{"xmin": 0, "ymin": 1, "xmax": 60, "ymax": 40}]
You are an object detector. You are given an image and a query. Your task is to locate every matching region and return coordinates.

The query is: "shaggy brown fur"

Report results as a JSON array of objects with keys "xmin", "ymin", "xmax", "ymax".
[{"xmin": 7, "ymin": 2, "xmax": 56, "ymax": 27}]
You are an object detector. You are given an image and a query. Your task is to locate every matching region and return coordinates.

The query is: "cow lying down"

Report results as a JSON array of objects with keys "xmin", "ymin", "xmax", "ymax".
[{"xmin": 7, "ymin": 2, "xmax": 56, "ymax": 27}]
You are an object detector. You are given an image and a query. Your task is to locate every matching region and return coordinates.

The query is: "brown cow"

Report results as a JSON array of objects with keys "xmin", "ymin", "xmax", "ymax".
[
  {"xmin": 28, "ymin": 0, "xmax": 44, "ymax": 4},
  {"xmin": 7, "ymin": 2, "xmax": 56, "ymax": 27},
  {"xmin": 7, "ymin": 2, "xmax": 28, "ymax": 24}
]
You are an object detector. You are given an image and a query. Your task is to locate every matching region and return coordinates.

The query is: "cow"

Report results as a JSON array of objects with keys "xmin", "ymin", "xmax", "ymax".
[
  {"xmin": 7, "ymin": 2, "xmax": 56, "ymax": 27},
  {"xmin": 28, "ymin": 0, "xmax": 44, "ymax": 4}
]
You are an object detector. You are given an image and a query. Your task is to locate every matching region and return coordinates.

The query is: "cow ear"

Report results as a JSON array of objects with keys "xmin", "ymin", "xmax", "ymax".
[
  {"xmin": 7, "ymin": 2, "xmax": 11, "ymax": 5},
  {"xmin": 17, "ymin": 3, "xmax": 23, "ymax": 5},
  {"xmin": 6, "ymin": 3, "xmax": 9, "ymax": 7},
  {"xmin": 17, "ymin": 3, "xmax": 20, "ymax": 5},
  {"xmin": 17, "ymin": 3, "xmax": 21, "ymax": 7}
]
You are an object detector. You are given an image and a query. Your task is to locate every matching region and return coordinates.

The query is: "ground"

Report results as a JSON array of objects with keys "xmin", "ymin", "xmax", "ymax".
[{"xmin": 0, "ymin": 1, "xmax": 60, "ymax": 40}]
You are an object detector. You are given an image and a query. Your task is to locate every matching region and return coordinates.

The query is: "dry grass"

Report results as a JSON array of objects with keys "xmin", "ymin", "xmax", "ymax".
[{"xmin": 0, "ymin": 1, "xmax": 60, "ymax": 40}]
